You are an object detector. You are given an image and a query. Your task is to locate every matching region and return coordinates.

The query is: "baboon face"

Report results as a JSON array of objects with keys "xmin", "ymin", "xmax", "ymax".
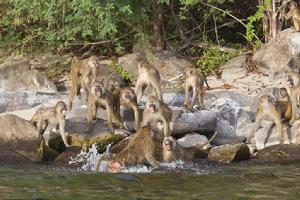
[
  {"xmin": 163, "ymin": 137, "xmax": 175, "ymax": 151},
  {"xmin": 56, "ymin": 101, "xmax": 67, "ymax": 116},
  {"xmin": 290, "ymin": 1, "xmax": 298, "ymax": 9},
  {"xmin": 287, "ymin": 72, "xmax": 299, "ymax": 88},
  {"xmin": 279, "ymin": 88, "xmax": 288, "ymax": 98},
  {"xmin": 88, "ymin": 56, "xmax": 99, "ymax": 70},
  {"xmin": 267, "ymin": 95, "xmax": 276, "ymax": 104},
  {"xmin": 92, "ymin": 82, "xmax": 106, "ymax": 98},
  {"xmin": 146, "ymin": 96, "xmax": 160, "ymax": 113},
  {"xmin": 122, "ymin": 88, "xmax": 136, "ymax": 102}
]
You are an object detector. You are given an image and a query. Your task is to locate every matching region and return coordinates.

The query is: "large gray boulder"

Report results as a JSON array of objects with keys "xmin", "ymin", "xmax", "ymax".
[
  {"xmin": 0, "ymin": 114, "xmax": 44, "ymax": 162},
  {"xmin": 0, "ymin": 91, "xmax": 66, "ymax": 113},
  {"xmin": 118, "ymin": 51, "xmax": 193, "ymax": 82},
  {"xmin": 177, "ymin": 133, "xmax": 211, "ymax": 149},
  {"xmin": 207, "ymin": 97, "xmax": 254, "ymax": 145},
  {"xmin": 253, "ymin": 28, "xmax": 300, "ymax": 72},
  {"xmin": 0, "ymin": 56, "xmax": 57, "ymax": 92}
]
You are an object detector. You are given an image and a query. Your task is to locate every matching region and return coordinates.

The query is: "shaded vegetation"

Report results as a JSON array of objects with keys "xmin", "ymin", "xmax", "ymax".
[{"xmin": 0, "ymin": 0, "xmax": 262, "ymax": 75}]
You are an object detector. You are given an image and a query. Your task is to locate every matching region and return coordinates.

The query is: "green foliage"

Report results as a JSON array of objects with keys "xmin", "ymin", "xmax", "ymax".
[
  {"xmin": 196, "ymin": 47, "xmax": 239, "ymax": 75},
  {"xmin": 110, "ymin": 61, "xmax": 134, "ymax": 82}
]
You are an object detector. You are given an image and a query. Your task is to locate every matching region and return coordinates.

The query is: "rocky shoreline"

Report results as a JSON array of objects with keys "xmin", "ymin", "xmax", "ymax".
[{"xmin": 1, "ymin": 29, "xmax": 300, "ymax": 171}]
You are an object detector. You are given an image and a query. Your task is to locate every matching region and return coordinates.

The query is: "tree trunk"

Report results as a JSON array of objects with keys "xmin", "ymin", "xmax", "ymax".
[
  {"xmin": 152, "ymin": 5, "xmax": 165, "ymax": 51},
  {"xmin": 169, "ymin": 0, "xmax": 188, "ymax": 44}
]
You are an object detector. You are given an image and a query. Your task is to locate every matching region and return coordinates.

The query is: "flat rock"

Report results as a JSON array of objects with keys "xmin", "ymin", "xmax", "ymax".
[
  {"xmin": 0, "ymin": 57, "xmax": 57, "ymax": 92},
  {"xmin": 207, "ymin": 143, "xmax": 250, "ymax": 163},
  {"xmin": 256, "ymin": 144, "xmax": 300, "ymax": 164},
  {"xmin": 0, "ymin": 114, "xmax": 44, "ymax": 162},
  {"xmin": 54, "ymin": 146, "xmax": 82, "ymax": 168}
]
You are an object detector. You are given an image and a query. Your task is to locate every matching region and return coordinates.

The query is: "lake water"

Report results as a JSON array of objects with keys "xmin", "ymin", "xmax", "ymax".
[{"xmin": 1, "ymin": 162, "xmax": 300, "ymax": 200}]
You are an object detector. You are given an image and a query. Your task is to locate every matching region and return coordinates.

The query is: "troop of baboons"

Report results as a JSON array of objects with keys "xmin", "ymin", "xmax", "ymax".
[{"xmin": 29, "ymin": 0, "xmax": 300, "ymax": 170}]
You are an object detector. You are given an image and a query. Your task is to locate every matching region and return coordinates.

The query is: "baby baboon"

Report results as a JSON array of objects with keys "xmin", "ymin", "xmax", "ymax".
[
  {"xmin": 31, "ymin": 101, "xmax": 70, "ymax": 147},
  {"xmin": 134, "ymin": 59, "xmax": 163, "ymax": 103},
  {"xmin": 163, "ymin": 132, "xmax": 217, "ymax": 163},
  {"xmin": 96, "ymin": 127, "xmax": 160, "ymax": 172},
  {"xmin": 246, "ymin": 94, "xmax": 292, "ymax": 145},
  {"xmin": 284, "ymin": 0, "xmax": 300, "ymax": 31},
  {"xmin": 183, "ymin": 67, "xmax": 205, "ymax": 111},
  {"xmin": 141, "ymin": 95, "xmax": 172, "ymax": 137},
  {"xmin": 68, "ymin": 55, "xmax": 99, "ymax": 111},
  {"xmin": 87, "ymin": 81, "xmax": 124, "ymax": 132}
]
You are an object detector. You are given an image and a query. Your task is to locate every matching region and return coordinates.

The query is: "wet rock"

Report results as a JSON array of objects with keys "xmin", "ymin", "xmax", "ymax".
[
  {"xmin": 0, "ymin": 57, "xmax": 57, "ymax": 92},
  {"xmin": 251, "ymin": 120, "xmax": 300, "ymax": 150},
  {"xmin": 54, "ymin": 146, "xmax": 82, "ymax": 168},
  {"xmin": 43, "ymin": 146, "xmax": 60, "ymax": 162},
  {"xmin": 0, "ymin": 114, "xmax": 44, "ymax": 162},
  {"xmin": 177, "ymin": 133, "xmax": 210, "ymax": 149},
  {"xmin": 207, "ymin": 143, "xmax": 250, "ymax": 163},
  {"xmin": 253, "ymin": 28, "xmax": 299, "ymax": 72},
  {"xmin": 256, "ymin": 144, "xmax": 300, "ymax": 164},
  {"xmin": 0, "ymin": 150, "xmax": 34, "ymax": 166},
  {"xmin": 47, "ymin": 117, "xmax": 126, "ymax": 150}
]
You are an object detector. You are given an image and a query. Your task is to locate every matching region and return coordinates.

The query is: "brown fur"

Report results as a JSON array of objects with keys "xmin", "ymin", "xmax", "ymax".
[
  {"xmin": 31, "ymin": 101, "xmax": 70, "ymax": 147},
  {"xmin": 134, "ymin": 59, "xmax": 163, "ymax": 103},
  {"xmin": 87, "ymin": 81, "xmax": 124, "ymax": 132},
  {"xmin": 141, "ymin": 95, "xmax": 172, "ymax": 137},
  {"xmin": 246, "ymin": 91, "xmax": 292, "ymax": 145},
  {"xmin": 96, "ymin": 127, "xmax": 160, "ymax": 172},
  {"xmin": 183, "ymin": 67, "xmax": 205, "ymax": 111},
  {"xmin": 287, "ymin": 71, "xmax": 300, "ymax": 123},
  {"xmin": 284, "ymin": 1, "xmax": 300, "ymax": 31},
  {"xmin": 68, "ymin": 55, "xmax": 99, "ymax": 111},
  {"xmin": 162, "ymin": 132, "xmax": 217, "ymax": 163}
]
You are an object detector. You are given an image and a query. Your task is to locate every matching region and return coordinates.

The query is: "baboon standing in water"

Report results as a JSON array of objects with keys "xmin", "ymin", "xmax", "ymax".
[
  {"xmin": 183, "ymin": 67, "xmax": 205, "ymax": 111},
  {"xmin": 31, "ymin": 101, "xmax": 70, "ymax": 147},
  {"xmin": 68, "ymin": 55, "xmax": 99, "ymax": 111},
  {"xmin": 134, "ymin": 59, "xmax": 163, "ymax": 103},
  {"xmin": 96, "ymin": 127, "xmax": 160, "ymax": 172}
]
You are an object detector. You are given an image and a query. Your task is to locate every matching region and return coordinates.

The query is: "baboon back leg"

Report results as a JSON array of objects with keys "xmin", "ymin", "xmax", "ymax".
[
  {"xmin": 246, "ymin": 112, "xmax": 264, "ymax": 143},
  {"xmin": 68, "ymin": 67, "xmax": 79, "ymax": 111},
  {"xmin": 198, "ymin": 85, "xmax": 204, "ymax": 109}
]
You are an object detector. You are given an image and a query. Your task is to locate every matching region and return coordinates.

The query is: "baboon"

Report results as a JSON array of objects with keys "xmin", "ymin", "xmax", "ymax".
[
  {"xmin": 183, "ymin": 67, "xmax": 205, "ymax": 111},
  {"xmin": 287, "ymin": 71, "xmax": 300, "ymax": 123},
  {"xmin": 134, "ymin": 59, "xmax": 163, "ymax": 103},
  {"xmin": 87, "ymin": 81, "xmax": 124, "ymax": 132},
  {"xmin": 111, "ymin": 87, "xmax": 141, "ymax": 130},
  {"xmin": 284, "ymin": 0, "xmax": 300, "ymax": 31},
  {"xmin": 141, "ymin": 95, "xmax": 172, "ymax": 137},
  {"xmin": 246, "ymin": 93, "xmax": 292, "ymax": 145},
  {"xmin": 106, "ymin": 72, "xmax": 141, "ymax": 130},
  {"xmin": 31, "ymin": 101, "xmax": 70, "ymax": 147},
  {"xmin": 68, "ymin": 55, "xmax": 99, "ymax": 111},
  {"xmin": 96, "ymin": 127, "xmax": 160, "ymax": 172},
  {"xmin": 163, "ymin": 132, "xmax": 217, "ymax": 163}
]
